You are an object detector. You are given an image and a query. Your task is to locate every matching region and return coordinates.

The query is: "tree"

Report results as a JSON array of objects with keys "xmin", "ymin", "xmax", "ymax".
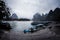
[{"xmin": 0, "ymin": 0, "xmax": 11, "ymax": 20}]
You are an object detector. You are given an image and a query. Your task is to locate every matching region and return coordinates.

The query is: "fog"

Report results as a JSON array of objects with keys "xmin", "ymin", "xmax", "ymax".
[{"xmin": 5, "ymin": 0, "xmax": 60, "ymax": 18}]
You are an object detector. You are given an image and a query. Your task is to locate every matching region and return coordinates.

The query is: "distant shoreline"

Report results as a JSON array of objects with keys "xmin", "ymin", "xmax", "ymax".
[{"xmin": 0, "ymin": 19, "xmax": 31, "ymax": 21}]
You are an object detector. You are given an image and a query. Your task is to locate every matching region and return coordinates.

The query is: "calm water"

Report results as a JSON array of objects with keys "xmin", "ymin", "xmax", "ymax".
[{"xmin": 6, "ymin": 21, "xmax": 33, "ymax": 31}]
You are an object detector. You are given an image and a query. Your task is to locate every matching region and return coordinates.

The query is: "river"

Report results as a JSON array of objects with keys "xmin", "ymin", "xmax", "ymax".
[
  {"xmin": 0, "ymin": 21, "xmax": 58, "ymax": 40},
  {"xmin": 3, "ymin": 21, "xmax": 34, "ymax": 32}
]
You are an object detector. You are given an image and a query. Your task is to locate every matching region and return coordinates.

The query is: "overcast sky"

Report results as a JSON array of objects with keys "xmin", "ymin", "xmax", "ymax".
[{"xmin": 5, "ymin": 0, "xmax": 60, "ymax": 18}]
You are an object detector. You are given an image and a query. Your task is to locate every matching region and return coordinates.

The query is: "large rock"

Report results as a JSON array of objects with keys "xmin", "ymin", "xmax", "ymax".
[{"xmin": 0, "ymin": 22, "xmax": 12, "ymax": 31}]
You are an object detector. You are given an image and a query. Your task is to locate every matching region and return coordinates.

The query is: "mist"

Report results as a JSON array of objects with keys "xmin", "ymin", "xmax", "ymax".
[{"xmin": 5, "ymin": 0, "xmax": 60, "ymax": 18}]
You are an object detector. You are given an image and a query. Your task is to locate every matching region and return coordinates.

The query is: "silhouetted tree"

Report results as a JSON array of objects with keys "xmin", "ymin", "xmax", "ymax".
[
  {"xmin": 19, "ymin": 18, "xmax": 30, "ymax": 21},
  {"xmin": 0, "ymin": 0, "xmax": 11, "ymax": 20}
]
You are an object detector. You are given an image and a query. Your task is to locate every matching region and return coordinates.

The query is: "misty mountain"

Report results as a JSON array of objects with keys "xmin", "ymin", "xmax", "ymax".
[
  {"xmin": 32, "ymin": 13, "xmax": 47, "ymax": 21},
  {"xmin": 11, "ymin": 13, "xmax": 18, "ymax": 19},
  {"xmin": 46, "ymin": 7, "xmax": 60, "ymax": 21}
]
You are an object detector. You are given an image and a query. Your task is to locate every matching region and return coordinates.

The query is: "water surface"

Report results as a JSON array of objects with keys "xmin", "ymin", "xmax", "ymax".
[{"xmin": 7, "ymin": 21, "xmax": 33, "ymax": 32}]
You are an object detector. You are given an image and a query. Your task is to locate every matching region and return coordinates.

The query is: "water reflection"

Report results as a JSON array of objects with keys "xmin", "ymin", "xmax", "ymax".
[{"xmin": 9, "ymin": 21, "xmax": 33, "ymax": 31}]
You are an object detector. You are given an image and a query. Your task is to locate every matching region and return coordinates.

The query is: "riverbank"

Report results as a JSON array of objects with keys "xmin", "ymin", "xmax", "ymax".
[
  {"xmin": 0, "ymin": 21, "xmax": 60, "ymax": 40},
  {"xmin": 0, "ymin": 28, "xmax": 57, "ymax": 40}
]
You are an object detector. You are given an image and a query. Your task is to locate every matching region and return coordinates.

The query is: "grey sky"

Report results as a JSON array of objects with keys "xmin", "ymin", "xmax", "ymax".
[{"xmin": 5, "ymin": 0, "xmax": 60, "ymax": 18}]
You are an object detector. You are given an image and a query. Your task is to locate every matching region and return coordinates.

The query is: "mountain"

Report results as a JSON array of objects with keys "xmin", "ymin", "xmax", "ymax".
[
  {"xmin": 32, "ymin": 13, "xmax": 47, "ymax": 21},
  {"xmin": 32, "ymin": 13, "xmax": 41, "ymax": 21},
  {"xmin": 11, "ymin": 13, "xmax": 18, "ymax": 19},
  {"xmin": 46, "ymin": 7, "xmax": 60, "ymax": 21}
]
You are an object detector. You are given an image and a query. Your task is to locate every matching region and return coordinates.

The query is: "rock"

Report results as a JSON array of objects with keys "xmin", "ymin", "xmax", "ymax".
[{"xmin": 0, "ymin": 22, "xmax": 12, "ymax": 31}]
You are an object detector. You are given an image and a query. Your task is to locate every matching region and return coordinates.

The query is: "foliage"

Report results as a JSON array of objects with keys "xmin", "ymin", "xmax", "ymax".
[{"xmin": 0, "ymin": 0, "xmax": 11, "ymax": 20}]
